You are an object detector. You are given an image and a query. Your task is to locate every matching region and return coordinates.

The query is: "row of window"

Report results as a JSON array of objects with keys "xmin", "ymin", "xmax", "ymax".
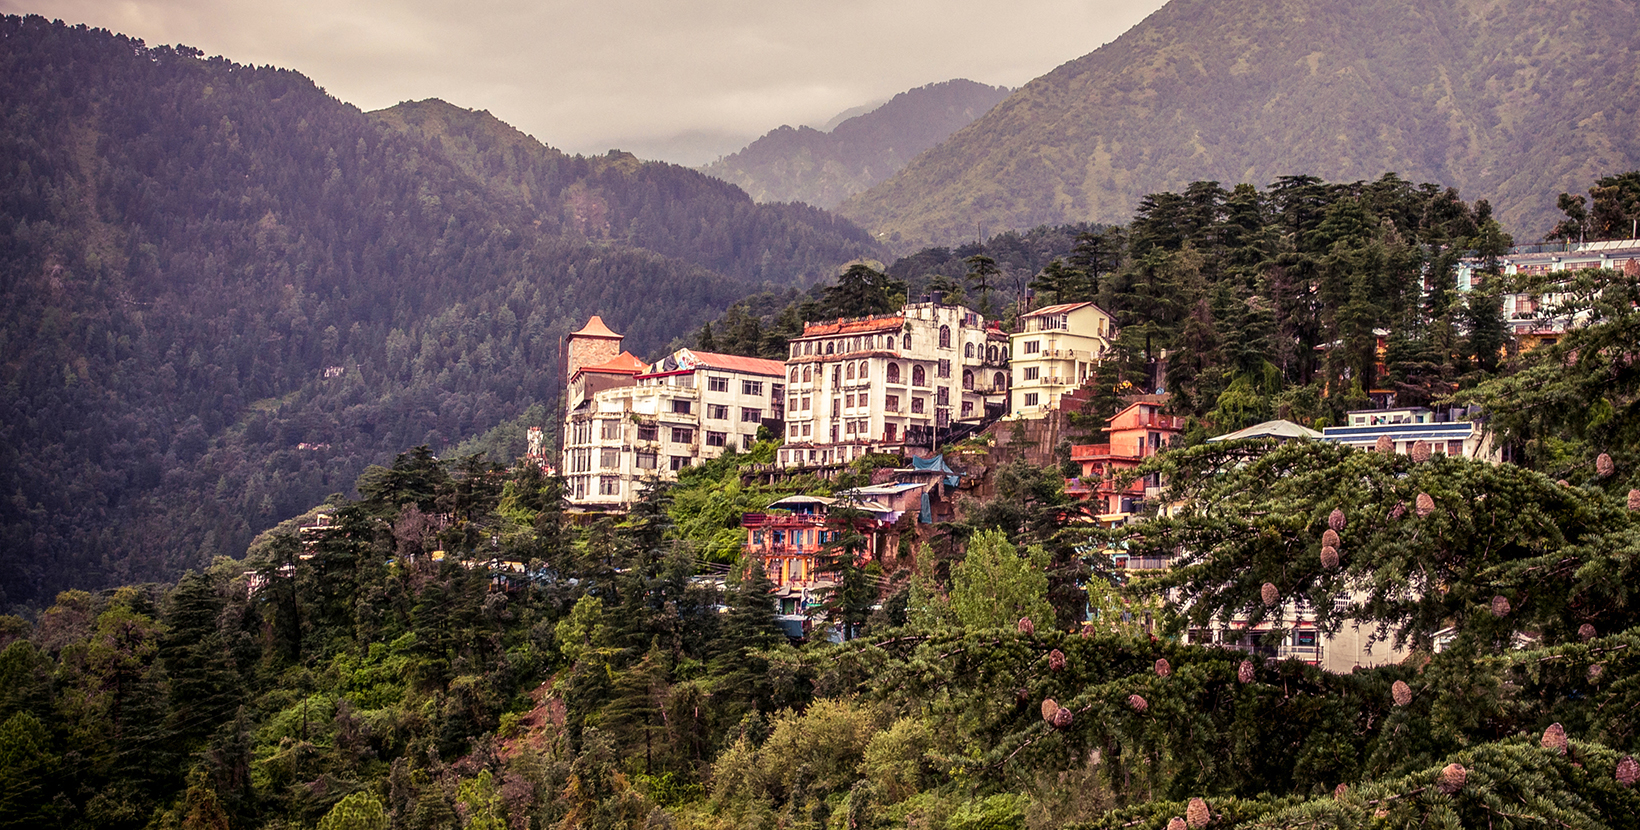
[
  {"xmin": 788, "ymin": 325, "xmax": 1012, "ymax": 359},
  {"xmin": 590, "ymin": 410, "xmax": 763, "ymax": 444},
  {"xmin": 788, "ymin": 360, "xmax": 1007, "ymax": 388},
  {"xmin": 704, "ymin": 376, "xmax": 766, "ymax": 395},
  {"xmin": 750, "ymin": 528, "xmax": 838, "ymax": 546}
]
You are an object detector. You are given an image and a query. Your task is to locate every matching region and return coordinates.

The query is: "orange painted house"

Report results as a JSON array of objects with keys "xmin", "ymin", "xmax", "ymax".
[{"xmin": 1068, "ymin": 397, "xmax": 1184, "ymax": 521}]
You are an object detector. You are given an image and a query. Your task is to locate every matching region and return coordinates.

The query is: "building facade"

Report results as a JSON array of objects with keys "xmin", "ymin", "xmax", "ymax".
[
  {"xmin": 1009, "ymin": 302, "xmax": 1115, "ymax": 417},
  {"xmin": 1456, "ymin": 238, "xmax": 1640, "ymax": 351},
  {"xmin": 1068, "ymin": 397, "xmax": 1185, "ymax": 522},
  {"xmin": 562, "ymin": 347, "xmax": 786, "ymax": 508},
  {"xmin": 1320, "ymin": 407, "xmax": 1496, "ymax": 462},
  {"xmin": 776, "ymin": 301, "xmax": 1009, "ymax": 469}
]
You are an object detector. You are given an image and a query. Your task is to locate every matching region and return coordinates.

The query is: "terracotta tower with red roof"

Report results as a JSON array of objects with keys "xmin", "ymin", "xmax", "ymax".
[{"xmin": 566, "ymin": 315, "xmax": 624, "ymax": 384}]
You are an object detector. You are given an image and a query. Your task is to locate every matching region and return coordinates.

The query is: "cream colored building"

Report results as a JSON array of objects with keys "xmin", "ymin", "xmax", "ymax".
[
  {"xmin": 563, "ymin": 348, "xmax": 786, "ymax": 508},
  {"xmin": 1009, "ymin": 302, "xmax": 1115, "ymax": 417},
  {"xmin": 777, "ymin": 300, "xmax": 1009, "ymax": 468}
]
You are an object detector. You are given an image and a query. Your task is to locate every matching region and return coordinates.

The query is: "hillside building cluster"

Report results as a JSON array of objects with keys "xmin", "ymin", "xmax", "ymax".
[{"xmin": 561, "ymin": 275, "xmax": 1510, "ymax": 664}]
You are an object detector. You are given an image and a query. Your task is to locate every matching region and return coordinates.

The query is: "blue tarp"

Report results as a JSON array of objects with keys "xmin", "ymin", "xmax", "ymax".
[{"xmin": 911, "ymin": 453, "xmax": 960, "ymax": 488}]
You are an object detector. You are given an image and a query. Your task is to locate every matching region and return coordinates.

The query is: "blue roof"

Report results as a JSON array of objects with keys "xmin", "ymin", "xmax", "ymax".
[{"xmin": 1322, "ymin": 423, "xmax": 1477, "ymax": 443}]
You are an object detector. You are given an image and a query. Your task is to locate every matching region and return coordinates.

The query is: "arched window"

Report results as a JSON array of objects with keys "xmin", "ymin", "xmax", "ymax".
[
  {"xmin": 965, "ymin": 343, "xmax": 974, "ymax": 358},
  {"xmin": 791, "ymin": 344, "xmax": 799, "ymax": 358},
  {"xmin": 804, "ymin": 341, "xmax": 813, "ymax": 356},
  {"xmin": 994, "ymin": 372, "xmax": 1005, "ymax": 389},
  {"xmin": 912, "ymin": 364, "xmax": 926, "ymax": 386},
  {"xmin": 858, "ymin": 361, "xmax": 869, "ymax": 379},
  {"xmin": 802, "ymin": 365, "xmax": 812, "ymax": 382},
  {"xmin": 826, "ymin": 341, "xmax": 834, "ymax": 355},
  {"xmin": 845, "ymin": 363, "xmax": 855, "ymax": 380},
  {"xmin": 963, "ymin": 370, "xmax": 974, "ymax": 390},
  {"xmin": 939, "ymin": 325, "xmax": 952, "ymax": 348},
  {"xmin": 789, "ymin": 367, "xmax": 798, "ymax": 383},
  {"xmin": 986, "ymin": 345, "xmax": 997, "ymax": 362},
  {"xmin": 902, "ymin": 333, "xmax": 911, "ymax": 350},
  {"xmin": 887, "ymin": 363, "xmax": 901, "ymax": 383}
]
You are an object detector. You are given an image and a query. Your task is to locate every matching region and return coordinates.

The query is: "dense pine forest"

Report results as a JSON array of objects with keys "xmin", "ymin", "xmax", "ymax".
[
  {"xmin": 7, "ymin": 9, "xmax": 1640, "ymax": 829},
  {"xmin": 3, "ymin": 159, "xmax": 1638, "ymax": 827},
  {"xmin": 0, "ymin": 16, "xmax": 881, "ymax": 610},
  {"xmin": 4, "ymin": 395, "xmax": 1640, "ymax": 829}
]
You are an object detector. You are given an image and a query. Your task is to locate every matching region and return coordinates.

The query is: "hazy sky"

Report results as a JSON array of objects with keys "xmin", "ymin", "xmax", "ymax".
[{"xmin": 3, "ymin": 0, "xmax": 1168, "ymax": 163}]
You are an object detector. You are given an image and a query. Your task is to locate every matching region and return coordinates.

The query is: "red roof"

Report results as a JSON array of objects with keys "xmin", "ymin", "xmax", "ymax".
[
  {"xmin": 799, "ymin": 315, "xmax": 904, "ymax": 338},
  {"xmin": 570, "ymin": 315, "xmax": 622, "ymax": 339},
  {"xmin": 638, "ymin": 348, "xmax": 787, "ymax": 378},
  {"xmin": 571, "ymin": 351, "xmax": 647, "ymax": 381},
  {"xmin": 685, "ymin": 350, "xmax": 787, "ymax": 376},
  {"xmin": 1022, "ymin": 301, "xmax": 1108, "ymax": 317}
]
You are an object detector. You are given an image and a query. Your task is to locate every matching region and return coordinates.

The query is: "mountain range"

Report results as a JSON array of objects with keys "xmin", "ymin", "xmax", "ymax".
[
  {"xmin": 0, "ymin": 15, "xmax": 879, "ymax": 610},
  {"xmin": 839, "ymin": 0, "xmax": 1640, "ymax": 247},
  {"xmin": 701, "ymin": 79, "xmax": 1011, "ymax": 210}
]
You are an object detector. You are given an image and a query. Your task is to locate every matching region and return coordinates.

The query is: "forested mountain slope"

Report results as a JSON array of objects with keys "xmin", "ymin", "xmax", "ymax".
[
  {"xmin": 840, "ymin": 0, "xmax": 1640, "ymax": 247},
  {"xmin": 0, "ymin": 15, "xmax": 879, "ymax": 610},
  {"xmin": 372, "ymin": 99, "xmax": 879, "ymax": 283},
  {"xmin": 701, "ymin": 79, "xmax": 1011, "ymax": 209}
]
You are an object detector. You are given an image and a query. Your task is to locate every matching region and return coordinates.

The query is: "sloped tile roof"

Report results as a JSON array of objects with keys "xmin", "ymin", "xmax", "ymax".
[
  {"xmin": 574, "ymin": 351, "xmax": 647, "ymax": 379},
  {"xmin": 570, "ymin": 315, "xmax": 622, "ymax": 338},
  {"xmin": 645, "ymin": 349, "xmax": 787, "ymax": 377},
  {"xmin": 1021, "ymin": 301, "xmax": 1109, "ymax": 317},
  {"xmin": 799, "ymin": 315, "xmax": 905, "ymax": 338}
]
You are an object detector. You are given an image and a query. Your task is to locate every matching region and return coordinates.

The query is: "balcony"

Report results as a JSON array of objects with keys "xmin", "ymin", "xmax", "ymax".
[
  {"xmin": 1123, "ymin": 413, "xmax": 1185, "ymax": 430},
  {"xmin": 741, "ymin": 513, "xmax": 829, "ymax": 528},
  {"xmin": 750, "ymin": 544, "xmax": 822, "ymax": 557},
  {"xmin": 1071, "ymin": 444, "xmax": 1113, "ymax": 460},
  {"xmin": 1113, "ymin": 554, "xmax": 1172, "ymax": 571}
]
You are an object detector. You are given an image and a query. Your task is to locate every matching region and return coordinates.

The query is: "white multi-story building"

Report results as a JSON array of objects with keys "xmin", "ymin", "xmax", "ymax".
[
  {"xmin": 776, "ymin": 300, "xmax": 1009, "ymax": 468},
  {"xmin": 562, "ymin": 348, "xmax": 786, "ymax": 508},
  {"xmin": 1009, "ymin": 302, "xmax": 1115, "ymax": 417},
  {"xmin": 1456, "ymin": 237, "xmax": 1639, "ymax": 351},
  {"xmin": 1320, "ymin": 406, "xmax": 1498, "ymax": 462}
]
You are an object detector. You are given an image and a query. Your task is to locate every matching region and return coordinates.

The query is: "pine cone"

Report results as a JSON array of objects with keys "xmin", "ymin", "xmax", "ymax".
[
  {"xmin": 1542, "ymin": 722, "xmax": 1568, "ymax": 754},
  {"xmin": 1329, "ymin": 508, "xmax": 1347, "ymax": 532},
  {"xmin": 1017, "ymin": 617, "xmax": 1035, "ymax": 635},
  {"xmin": 1628, "ymin": 489, "xmax": 1640, "ymax": 511},
  {"xmin": 1167, "ymin": 819, "xmax": 1187, "ymax": 830},
  {"xmin": 1080, "ymin": 622, "xmax": 1097, "ymax": 637},
  {"xmin": 1415, "ymin": 492, "xmax": 1435, "ymax": 517},
  {"xmin": 1048, "ymin": 649, "xmax": 1067, "ymax": 671},
  {"xmin": 1041, "ymin": 698, "xmax": 1059, "ymax": 722},
  {"xmin": 1333, "ymin": 783, "xmax": 1348, "ymax": 800},
  {"xmin": 1052, "ymin": 706, "xmax": 1074, "ymax": 728},
  {"xmin": 1238, "ymin": 660, "xmax": 1255, "ymax": 684},
  {"xmin": 1579, "ymin": 623, "xmax": 1597, "ymax": 641},
  {"xmin": 1128, "ymin": 694, "xmax": 1148, "ymax": 713},
  {"xmin": 1322, "ymin": 528, "xmax": 1340, "ymax": 549},
  {"xmin": 1597, "ymin": 452, "xmax": 1615, "ymax": 478},
  {"xmin": 1411, "ymin": 440, "xmax": 1432, "ymax": 463},
  {"xmin": 1589, "ymin": 663, "xmax": 1605, "ymax": 682},
  {"xmin": 1437, "ymin": 763, "xmax": 1467, "ymax": 794},
  {"xmin": 1320, "ymin": 545, "xmax": 1340, "ymax": 570},
  {"xmin": 1186, "ymin": 797, "xmax": 1210, "ymax": 827},
  {"xmin": 1155, "ymin": 658, "xmax": 1172, "ymax": 678},
  {"xmin": 1491, "ymin": 595, "xmax": 1511, "ymax": 617},
  {"xmin": 1618, "ymin": 755, "xmax": 1639, "ymax": 786},
  {"xmin": 1390, "ymin": 502, "xmax": 1407, "ymax": 520},
  {"xmin": 1392, "ymin": 680, "xmax": 1412, "ymax": 707},
  {"xmin": 1261, "ymin": 582, "xmax": 1279, "ymax": 607},
  {"xmin": 1375, "ymin": 435, "xmax": 1394, "ymax": 453},
  {"xmin": 1557, "ymin": 479, "xmax": 1571, "ymax": 487}
]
